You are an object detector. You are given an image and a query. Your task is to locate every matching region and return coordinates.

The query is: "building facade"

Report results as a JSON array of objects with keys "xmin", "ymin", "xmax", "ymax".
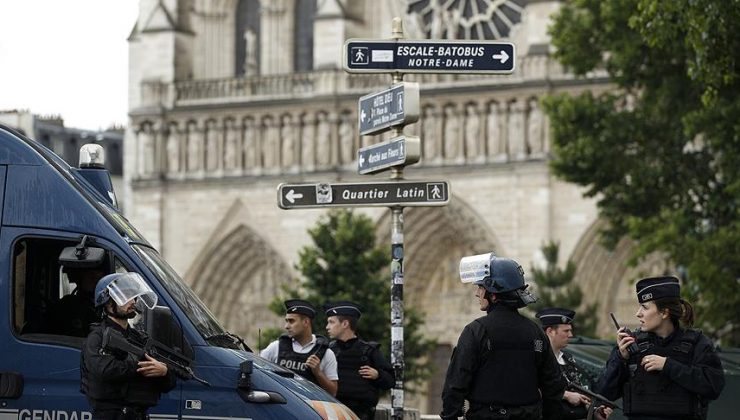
[{"xmin": 125, "ymin": 0, "xmax": 666, "ymax": 411}]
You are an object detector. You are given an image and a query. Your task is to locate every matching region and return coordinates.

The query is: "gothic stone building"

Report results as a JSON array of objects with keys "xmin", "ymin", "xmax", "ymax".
[{"xmin": 125, "ymin": 0, "xmax": 667, "ymax": 411}]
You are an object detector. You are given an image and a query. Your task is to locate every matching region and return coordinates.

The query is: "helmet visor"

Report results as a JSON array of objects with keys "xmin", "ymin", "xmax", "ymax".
[
  {"xmin": 459, "ymin": 253, "xmax": 493, "ymax": 284},
  {"xmin": 107, "ymin": 272, "xmax": 158, "ymax": 309}
]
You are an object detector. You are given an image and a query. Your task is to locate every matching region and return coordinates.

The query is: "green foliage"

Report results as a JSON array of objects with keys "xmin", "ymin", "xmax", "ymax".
[
  {"xmin": 530, "ymin": 242, "xmax": 598, "ymax": 337},
  {"xmin": 545, "ymin": 0, "xmax": 740, "ymax": 344},
  {"xmin": 266, "ymin": 209, "xmax": 436, "ymax": 388}
]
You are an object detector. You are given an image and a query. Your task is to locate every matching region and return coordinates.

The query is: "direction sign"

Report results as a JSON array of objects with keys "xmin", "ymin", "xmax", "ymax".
[
  {"xmin": 358, "ymin": 82, "xmax": 420, "ymax": 135},
  {"xmin": 357, "ymin": 135, "xmax": 420, "ymax": 174},
  {"xmin": 278, "ymin": 180, "xmax": 449, "ymax": 209},
  {"xmin": 344, "ymin": 39, "xmax": 515, "ymax": 74}
]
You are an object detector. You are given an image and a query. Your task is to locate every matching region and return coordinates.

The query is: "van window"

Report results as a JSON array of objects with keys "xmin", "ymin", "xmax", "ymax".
[{"xmin": 12, "ymin": 237, "xmax": 114, "ymax": 346}]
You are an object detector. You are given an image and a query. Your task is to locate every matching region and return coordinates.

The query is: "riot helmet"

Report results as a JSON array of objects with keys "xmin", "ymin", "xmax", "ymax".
[
  {"xmin": 94, "ymin": 272, "xmax": 158, "ymax": 310},
  {"xmin": 459, "ymin": 252, "xmax": 536, "ymax": 307}
]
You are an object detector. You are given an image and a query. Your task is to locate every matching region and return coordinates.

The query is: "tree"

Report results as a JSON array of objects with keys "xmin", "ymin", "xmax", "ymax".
[
  {"xmin": 530, "ymin": 242, "xmax": 598, "ymax": 337},
  {"xmin": 543, "ymin": 0, "xmax": 740, "ymax": 344},
  {"xmin": 265, "ymin": 209, "xmax": 436, "ymax": 389}
]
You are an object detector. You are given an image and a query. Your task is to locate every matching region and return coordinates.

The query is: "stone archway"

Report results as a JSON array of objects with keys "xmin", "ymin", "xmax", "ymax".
[
  {"xmin": 570, "ymin": 219, "xmax": 669, "ymax": 336},
  {"xmin": 375, "ymin": 197, "xmax": 506, "ymax": 343},
  {"xmin": 187, "ymin": 224, "xmax": 291, "ymax": 340}
]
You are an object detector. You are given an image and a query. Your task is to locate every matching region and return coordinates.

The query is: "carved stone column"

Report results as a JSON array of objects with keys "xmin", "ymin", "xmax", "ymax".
[
  {"xmin": 527, "ymin": 98, "xmax": 545, "ymax": 159},
  {"xmin": 242, "ymin": 116, "xmax": 260, "ymax": 176},
  {"xmin": 223, "ymin": 118, "xmax": 243, "ymax": 176},
  {"xmin": 422, "ymin": 104, "xmax": 442, "ymax": 166},
  {"xmin": 507, "ymin": 100, "xmax": 527, "ymax": 161},
  {"xmin": 260, "ymin": 115, "xmax": 280, "ymax": 174},
  {"xmin": 443, "ymin": 104, "xmax": 464, "ymax": 165},
  {"xmin": 464, "ymin": 102, "xmax": 484, "ymax": 164},
  {"xmin": 486, "ymin": 101, "xmax": 507, "ymax": 163},
  {"xmin": 186, "ymin": 120, "xmax": 205, "ymax": 179},
  {"xmin": 300, "ymin": 113, "xmax": 316, "ymax": 173},
  {"xmin": 280, "ymin": 114, "xmax": 299, "ymax": 173}
]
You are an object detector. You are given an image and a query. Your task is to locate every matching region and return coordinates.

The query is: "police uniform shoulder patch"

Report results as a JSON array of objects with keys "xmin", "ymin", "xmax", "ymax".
[{"xmin": 534, "ymin": 339, "xmax": 544, "ymax": 353}]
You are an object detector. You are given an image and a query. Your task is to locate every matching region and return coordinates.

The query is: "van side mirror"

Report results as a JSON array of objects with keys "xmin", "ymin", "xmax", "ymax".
[
  {"xmin": 58, "ymin": 235, "xmax": 106, "ymax": 268},
  {"xmin": 145, "ymin": 305, "xmax": 194, "ymax": 360}
]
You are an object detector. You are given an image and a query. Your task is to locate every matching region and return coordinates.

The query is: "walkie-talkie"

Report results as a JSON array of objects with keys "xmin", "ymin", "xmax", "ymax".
[{"xmin": 610, "ymin": 312, "xmax": 641, "ymax": 356}]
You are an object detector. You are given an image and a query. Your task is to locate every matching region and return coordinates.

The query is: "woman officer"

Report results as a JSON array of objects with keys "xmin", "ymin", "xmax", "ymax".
[{"xmin": 595, "ymin": 276, "xmax": 725, "ymax": 419}]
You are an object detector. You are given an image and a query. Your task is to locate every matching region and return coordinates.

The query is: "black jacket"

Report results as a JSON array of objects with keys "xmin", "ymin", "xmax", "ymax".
[
  {"xmin": 594, "ymin": 328, "xmax": 724, "ymax": 420},
  {"xmin": 441, "ymin": 304, "xmax": 565, "ymax": 420},
  {"xmin": 330, "ymin": 337, "xmax": 394, "ymax": 405},
  {"xmin": 81, "ymin": 318, "xmax": 177, "ymax": 410}
]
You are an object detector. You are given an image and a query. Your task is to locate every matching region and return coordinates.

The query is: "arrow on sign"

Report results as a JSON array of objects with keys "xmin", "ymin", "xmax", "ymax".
[
  {"xmin": 285, "ymin": 189, "xmax": 303, "ymax": 203},
  {"xmin": 492, "ymin": 50, "xmax": 509, "ymax": 64},
  {"xmin": 360, "ymin": 109, "xmax": 367, "ymax": 123},
  {"xmin": 359, "ymin": 154, "xmax": 366, "ymax": 167}
]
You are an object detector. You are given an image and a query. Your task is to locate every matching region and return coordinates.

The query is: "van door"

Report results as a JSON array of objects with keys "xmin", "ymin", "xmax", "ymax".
[{"xmin": 0, "ymin": 228, "xmax": 180, "ymax": 419}]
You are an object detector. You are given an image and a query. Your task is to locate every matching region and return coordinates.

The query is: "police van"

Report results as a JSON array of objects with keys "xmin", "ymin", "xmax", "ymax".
[{"xmin": 0, "ymin": 125, "xmax": 357, "ymax": 420}]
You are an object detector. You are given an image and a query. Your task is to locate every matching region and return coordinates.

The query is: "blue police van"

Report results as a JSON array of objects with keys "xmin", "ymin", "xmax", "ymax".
[{"xmin": 0, "ymin": 125, "xmax": 357, "ymax": 420}]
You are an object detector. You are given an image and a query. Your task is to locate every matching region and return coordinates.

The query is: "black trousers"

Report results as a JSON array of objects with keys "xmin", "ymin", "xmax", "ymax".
[{"xmin": 92, "ymin": 407, "xmax": 148, "ymax": 420}]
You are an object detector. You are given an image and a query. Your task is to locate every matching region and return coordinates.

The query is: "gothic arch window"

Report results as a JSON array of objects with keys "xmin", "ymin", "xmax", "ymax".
[
  {"xmin": 294, "ymin": 0, "xmax": 317, "ymax": 72},
  {"xmin": 406, "ymin": 0, "xmax": 526, "ymax": 40},
  {"xmin": 235, "ymin": 0, "xmax": 261, "ymax": 76}
]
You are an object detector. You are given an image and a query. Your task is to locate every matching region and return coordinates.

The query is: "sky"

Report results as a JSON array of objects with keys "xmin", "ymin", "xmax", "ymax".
[{"xmin": 0, "ymin": 1, "xmax": 139, "ymax": 130}]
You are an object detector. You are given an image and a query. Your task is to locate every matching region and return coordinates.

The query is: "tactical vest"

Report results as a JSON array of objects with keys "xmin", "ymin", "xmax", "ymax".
[
  {"xmin": 623, "ymin": 329, "xmax": 704, "ymax": 418},
  {"xmin": 330, "ymin": 339, "xmax": 379, "ymax": 404},
  {"xmin": 468, "ymin": 311, "xmax": 546, "ymax": 407},
  {"xmin": 558, "ymin": 354, "xmax": 588, "ymax": 420},
  {"xmin": 277, "ymin": 334, "xmax": 329, "ymax": 384}
]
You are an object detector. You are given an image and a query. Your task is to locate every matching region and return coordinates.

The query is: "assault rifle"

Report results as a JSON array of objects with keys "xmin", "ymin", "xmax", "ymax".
[
  {"xmin": 567, "ymin": 382, "xmax": 621, "ymax": 420},
  {"xmin": 102, "ymin": 327, "xmax": 210, "ymax": 386}
]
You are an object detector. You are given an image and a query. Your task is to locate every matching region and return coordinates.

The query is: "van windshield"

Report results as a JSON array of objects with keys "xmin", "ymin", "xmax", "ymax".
[{"xmin": 133, "ymin": 245, "xmax": 226, "ymax": 337}]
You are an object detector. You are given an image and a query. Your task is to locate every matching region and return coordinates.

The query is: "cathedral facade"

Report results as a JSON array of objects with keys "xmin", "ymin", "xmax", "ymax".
[{"xmin": 125, "ymin": 0, "xmax": 666, "ymax": 411}]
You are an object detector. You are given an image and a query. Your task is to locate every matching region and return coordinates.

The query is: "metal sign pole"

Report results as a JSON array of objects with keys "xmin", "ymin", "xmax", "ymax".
[{"xmin": 389, "ymin": 17, "xmax": 405, "ymax": 420}]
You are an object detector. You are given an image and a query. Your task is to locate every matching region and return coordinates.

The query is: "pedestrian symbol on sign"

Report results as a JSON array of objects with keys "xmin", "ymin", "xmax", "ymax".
[
  {"xmin": 351, "ymin": 47, "xmax": 369, "ymax": 65},
  {"xmin": 428, "ymin": 183, "xmax": 444, "ymax": 200}
]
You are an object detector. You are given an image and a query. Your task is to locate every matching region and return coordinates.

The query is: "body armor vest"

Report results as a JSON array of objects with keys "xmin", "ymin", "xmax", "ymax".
[
  {"xmin": 468, "ymin": 310, "xmax": 546, "ymax": 407},
  {"xmin": 330, "ymin": 339, "xmax": 379, "ymax": 404},
  {"xmin": 623, "ymin": 329, "xmax": 703, "ymax": 418},
  {"xmin": 558, "ymin": 353, "xmax": 588, "ymax": 420},
  {"xmin": 277, "ymin": 334, "xmax": 328, "ymax": 384}
]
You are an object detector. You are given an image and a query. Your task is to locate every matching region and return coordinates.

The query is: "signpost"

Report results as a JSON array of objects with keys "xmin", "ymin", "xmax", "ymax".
[
  {"xmin": 278, "ymin": 17, "xmax": 514, "ymax": 420},
  {"xmin": 278, "ymin": 180, "xmax": 449, "ymax": 209},
  {"xmin": 357, "ymin": 135, "xmax": 420, "ymax": 175},
  {"xmin": 344, "ymin": 39, "xmax": 515, "ymax": 74},
  {"xmin": 358, "ymin": 82, "xmax": 419, "ymax": 135}
]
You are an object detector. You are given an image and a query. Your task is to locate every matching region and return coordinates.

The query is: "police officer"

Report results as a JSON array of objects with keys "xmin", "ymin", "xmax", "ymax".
[
  {"xmin": 81, "ymin": 273, "xmax": 176, "ymax": 420},
  {"xmin": 324, "ymin": 301, "xmax": 394, "ymax": 420},
  {"xmin": 536, "ymin": 308, "xmax": 612, "ymax": 420},
  {"xmin": 594, "ymin": 276, "xmax": 725, "ymax": 419},
  {"xmin": 260, "ymin": 299, "xmax": 338, "ymax": 395},
  {"xmin": 51, "ymin": 266, "xmax": 106, "ymax": 337},
  {"xmin": 441, "ymin": 253, "xmax": 565, "ymax": 420}
]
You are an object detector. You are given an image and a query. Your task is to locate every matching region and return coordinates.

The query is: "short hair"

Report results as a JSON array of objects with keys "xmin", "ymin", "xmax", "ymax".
[{"xmin": 336, "ymin": 315, "xmax": 358, "ymax": 332}]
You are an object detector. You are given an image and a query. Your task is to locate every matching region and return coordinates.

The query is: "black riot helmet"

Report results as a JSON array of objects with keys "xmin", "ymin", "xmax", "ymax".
[{"xmin": 459, "ymin": 253, "xmax": 537, "ymax": 308}]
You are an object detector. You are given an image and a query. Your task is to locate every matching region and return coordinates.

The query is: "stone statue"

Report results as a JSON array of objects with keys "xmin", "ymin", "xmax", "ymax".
[
  {"xmin": 508, "ymin": 101, "xmax": 526, "ymax": 160},
  {"xmin": 262, "ymin": 116, "xmax": 279, "ymax": 169},
  {"xmin": 338, "ymin": 114, "xmax": 354, "ymax": 164},
  {"xmin": 166, "ymin": 123, "xmax": 180, "ymax": 174},
  {"xmin": 224, "ymin": 119, "xmax": 240, "ymax": 171},
  {"xmin": 527, "ymin": 98, "xmax": 544, "ymax": 157},
  {"xmin": 300, "ymin": 114, "xmax": 315, "ymax": 170},
  {"xmin": 315, "ymin": 112, "xmax": 332, "ymax": 167},
  {"xmin": 464, "ymin": 103, "xmax": 481, "ymax": 161},
  {"xmin": 242, "ymin": 117, "xmax": 257, "ymax": 171},
  {"xmin": 444, "ymin": 9, "xmax": 461, "ymax": 39},
  {"xmin": 422, "ymin": 106, "xmax": 439, "ymax": 162},
  {"xmin": 138, "ymin": 125, "xmax": 155, "ymax": 176},
  {"xmin": 243, "ymin": 29, "xmax": 258, "ymax": 76},
  {"xmin": 443, "ymin": 105, "xmax": 462, "ymax": 163},
  {"xmin": 205, "ymin": 120, "xmax": 221, "ymax": 172},
  {"xmin": 430, "ymin": 4, "xmax": 444, "ymax": 39},
  {"xmin": 486, "ymin": 101, "xmax": 506, "ymax": 161},
  {"xmin": 280, "ymin": 114, "xmax": 295, "ymax": 168},
  {"xmin": 187, "ymin": 121, "xmax": 201, "ymax": 172}
]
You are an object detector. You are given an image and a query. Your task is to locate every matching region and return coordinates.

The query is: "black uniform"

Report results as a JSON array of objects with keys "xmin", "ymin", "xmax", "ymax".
[
  {"xmin": 277, "ymin": 333, "xmax": 329, "ymax": 384},
  {"xmin": 81, "ymin": 318, "xmax": 177, "ymax": 420},
  {"xmin": 557, "ymin": 352, "xmax": 591, "ymax": 420},
  {"xmin": 50, "ymin": 288, "xmax": 97, "ymax": 337},
  {"xmin": 441, "ymin": 303, "xmax": 566, "ymax": 420},
  {"xmin": 595, "ymin": 328, "xmax": 724, "ymax": 420},
  {"xmin": 330, "ymin": 337, "xmax": 394, "ymax": 420}
]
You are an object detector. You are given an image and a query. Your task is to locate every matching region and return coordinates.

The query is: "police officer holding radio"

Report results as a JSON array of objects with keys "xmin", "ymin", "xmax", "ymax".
[
  {"xmin": 260, "ymin": 299, "xmax": 339, "ymax": 395},
  {"xmin": 536, "ymin": 308, "xmax": 612, "ymax": 420},
  {"xmin": 595, "ymin": 276, "xmax": 725, "ymax": 419},
  {"xmin": 324, "ymin": 301, "xmax": 394, "ymax": 420},
  {"xmin": 441, "ymin": 253, "xmax": 565, "ymax": 420},
  {"xmin": 81, "ymin": 273, "xmax": 176, "ymax": 420}
]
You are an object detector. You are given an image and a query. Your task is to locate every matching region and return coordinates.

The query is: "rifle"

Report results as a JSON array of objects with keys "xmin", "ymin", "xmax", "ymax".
[
  {"xmin": 567, "ymin": 382, "xmax": 621, "ymax": 420},
  {"xmin": 102, "ymin": 327, "xmax": 210, "ymax": 386}
]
